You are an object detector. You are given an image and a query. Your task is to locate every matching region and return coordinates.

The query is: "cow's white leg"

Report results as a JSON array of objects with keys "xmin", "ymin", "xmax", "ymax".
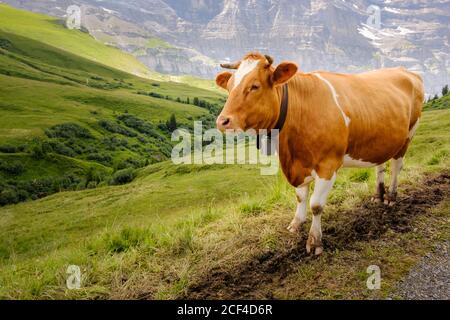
[
  {"xmin": 385, "ymin": 157, "xmax": 403, "ymax": 206},
  {"xmin": 287, "ymin": 185, "xmax": 310, "ymax": 233},
  {"xmin": 307, "ymin": 173, "xmax": 336, "ymax": 255},
  {"xmin": 371, "ymin": 164, "xmax": 386, "ymax": 203}
]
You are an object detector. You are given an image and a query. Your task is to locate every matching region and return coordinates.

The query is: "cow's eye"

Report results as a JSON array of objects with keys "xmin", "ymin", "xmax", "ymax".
[{"xmin": 251, "ymin": 84, "xmax": 260, "ymax": 91}]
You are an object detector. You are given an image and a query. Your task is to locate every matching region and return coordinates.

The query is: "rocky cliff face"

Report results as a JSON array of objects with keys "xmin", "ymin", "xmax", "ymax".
[{"xmin": 2, "ymin": 0, "xmax": 449, "ymax": 94}]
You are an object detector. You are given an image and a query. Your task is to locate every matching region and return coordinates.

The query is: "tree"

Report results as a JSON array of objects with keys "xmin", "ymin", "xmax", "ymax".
[
  {"xmin": 193, "ymin": 97, "xmax": 200, "ymax": 106},
  {"xmin": 442, "ymin": 85, "xmax": 449, "ymax": 97},
  {"xmin": 186, "ymin": 97, "xmax": 190, "ymax": 105},
  {"xmin": 166, "ymin": 114, "xmax": 178, "ymax": 132},
  {"xmin": 433, "ymin": 94, "xmax": 439, "ymax": 101}
]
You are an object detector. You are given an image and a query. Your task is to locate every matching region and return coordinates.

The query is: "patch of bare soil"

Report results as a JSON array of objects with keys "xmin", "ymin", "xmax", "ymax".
[{"xmin": 180, "ymin": 172, "xmax": 450, "ymax": 300}]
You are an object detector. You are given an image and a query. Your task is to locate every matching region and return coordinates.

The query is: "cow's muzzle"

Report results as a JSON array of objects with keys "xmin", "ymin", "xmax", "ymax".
[{"xmin": 216, "ymin": 115, "xmax": 232, "ymax": 131}]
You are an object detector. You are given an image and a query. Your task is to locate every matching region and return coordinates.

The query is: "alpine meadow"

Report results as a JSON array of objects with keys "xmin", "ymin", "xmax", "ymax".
[{"xmin": 0, "ymin": 2, "xmax": 449, "ymax": 301}]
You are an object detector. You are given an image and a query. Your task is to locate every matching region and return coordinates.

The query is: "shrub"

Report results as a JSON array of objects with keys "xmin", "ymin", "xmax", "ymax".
[
  {"xmin": 76, "ymin": 181, "xmax": 87, "ymax": 191},
  {"xmin": 158, "ymin": 123, "xmax": 168, "ymax": 133},
  {"xmin": 30, "ymin": 140, "xmax": 49, "ymax": 159},
  {"xmin": 149, "ymin": 92, "xmax": 164, "ymax": 99},
  {"xmin": 0, "ymin": 189, "xmax": 18, "ymax": 206},
  {"xmin": 98, "ymin": 120, "xmax": 137, "ymax": 137},
  {"xmin": 85, "ymin": 167, "xmax": 105, "ymax": 185},
  {"xmin": 136, "ymin": 91, "xmax": 164, "ymax": 99},
  {"xmin": 117, "ymin": 114, "xmax": 162, "ymax": 139},
  {"xmin": 0, "ymin": 145, "xmax": 17, "ymax": 153},
  {"xmin": 45, "ymin": 123, "xmax": 93, "ymax": 139},
  {"xmin": 117, "ymin": 158, "xmax": 145, "ymax": 170},
  {"xmin": 110, "ymin": 168, "xmax": 136, "ymax": 185},
  {"xmin": 16, "ymin": 189, "xmax": 29, "ymax": 202},
  {"xmin": 102, "ymin": 136, "xmax": 128, "ymax": 151},
  {"xmin": 86, "ymin": 181, "xmax": 98, "ymax": 189},
  {"xmin": 0, "ymin": 38, "xmax": 12, "ymax": 50},
  {"xmin": 25, "ymin": 178, "xmax": 55, "ymax": 198},
  {"xmin": 166, "ymin": 114, "xmax": 178, "ymax": 132},
  {"xmin": 0, "ymin": 175, "xmax": 85, "ymax": 206},
  {"xmin": 46, "ymin": 140, "xmax": 76, "ymax": 157},
  {"xmin": 0, "ymin": 160, "xmax": 25, "ymax": 175},
  {"xmin": 86, "ymin": 153, "xmax": 112, "ymax": 164}
]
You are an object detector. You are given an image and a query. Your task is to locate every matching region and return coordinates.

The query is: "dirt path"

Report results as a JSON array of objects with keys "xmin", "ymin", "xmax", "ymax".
[
  {"xmin": 180, "ymin": 172, "xmax": 450, "ymax": 300},
  {"xmin": 396, "ymin": 240, "xmax": 449, "ymax": 300}
]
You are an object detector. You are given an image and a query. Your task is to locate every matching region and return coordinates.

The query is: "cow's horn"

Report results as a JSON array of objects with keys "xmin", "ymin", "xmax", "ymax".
[
  {"xmin": 220, "ymin": 61, "xmax": 241, "ymax": 69},
  {"xmin": 265, "ymin": 55, "xmax": 274, "ymax": 66}
]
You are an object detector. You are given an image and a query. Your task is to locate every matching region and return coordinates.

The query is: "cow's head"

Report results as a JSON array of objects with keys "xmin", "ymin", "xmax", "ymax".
[{"xmin": 215, "ymin": 52, "xmax": 298, "ymax": 132}]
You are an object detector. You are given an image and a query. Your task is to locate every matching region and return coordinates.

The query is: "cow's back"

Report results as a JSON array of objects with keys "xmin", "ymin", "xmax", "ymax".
[{"xmin": 316, "ymin": 68, "xmax": 424, "ymax": 164}]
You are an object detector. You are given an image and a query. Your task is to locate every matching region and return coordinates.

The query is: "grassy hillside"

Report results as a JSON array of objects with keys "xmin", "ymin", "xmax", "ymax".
[
  {"xmin": 0, "ymin": 4, "xmax": 153, "ymax": 79},
  {"xmin": 424, "ymin": 92, "xmax": 450, "ymax": 111},
  {"xmin": 0, "ymin": 104, "xmax": 448, "ymax": 299},
  {"xmin": 0, "ymin": 4, "xmax": 221, "ymax": 92},
  {"xmin": 0, "ymin": 13, "xmax": 225, "ymax": 206}
]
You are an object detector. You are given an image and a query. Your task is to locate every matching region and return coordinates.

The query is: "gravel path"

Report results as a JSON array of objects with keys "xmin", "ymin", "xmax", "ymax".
[{"xmin": 396, "ymin": 241, "xmax": 449, "ymax": 300}]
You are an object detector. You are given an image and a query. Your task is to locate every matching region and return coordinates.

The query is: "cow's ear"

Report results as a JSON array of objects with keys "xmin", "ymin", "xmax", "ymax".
[
  {"xmin": 271, "ymin": 62, "xmax": 298, "ymax": 86},
  {"xmin": 216, "ymin": 71, "xmax": 233, "ymax": 90}
]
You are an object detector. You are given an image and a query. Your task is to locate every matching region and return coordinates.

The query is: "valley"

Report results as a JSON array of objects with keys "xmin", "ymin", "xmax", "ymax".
[{"xmin": 0, "ymin": 5, "xmax": 224, "ymax": 206}]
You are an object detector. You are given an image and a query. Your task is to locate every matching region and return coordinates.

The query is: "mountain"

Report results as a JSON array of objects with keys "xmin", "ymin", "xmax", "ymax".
[{"xmin": 2, "ymin": 0, "xmax": 448, "ymax": 94}]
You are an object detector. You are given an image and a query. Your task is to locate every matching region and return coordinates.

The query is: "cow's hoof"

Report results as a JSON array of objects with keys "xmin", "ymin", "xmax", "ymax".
[
  {"xmin": 384, "ymin": 200, "xmax": 396, "ymax": 206},
  {"xmin": 370, "ymin": 196, "xmax": 382, "ymax": 203},
  {"xmin": 306, "ymin": 234, "xmax": 323, "ymax": 256},
  {"xmin": 384, "ymin": 193, "xmax": 397, "ymax": 206},
  {"xmin": 287, "ymin": 218, "xmax": 303, "ymax": 234}
]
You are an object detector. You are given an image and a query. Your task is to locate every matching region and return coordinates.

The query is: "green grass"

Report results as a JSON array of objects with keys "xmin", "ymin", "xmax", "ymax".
[
  {"xmin": 0, "ymin": 107, "xmax": 448, "ymax": 299},
  {"xmin": 0, "ymin": 153, "xmax": 110, "ymax": 182}
]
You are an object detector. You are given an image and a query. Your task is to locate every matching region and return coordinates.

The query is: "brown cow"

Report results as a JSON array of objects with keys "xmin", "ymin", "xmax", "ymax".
[{"xmin": 216, "ymin": 52, "xmax": 424, "ymax": 255}]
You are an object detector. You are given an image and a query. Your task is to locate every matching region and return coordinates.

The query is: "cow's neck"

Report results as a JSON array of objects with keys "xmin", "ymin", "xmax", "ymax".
[
  {"xmin": 270, "ymin": 83, "xmax": 289, "ymax": 132},
  {"xmin": 277, "ymin": 73, "xmax": 318, "ymax": 186}
]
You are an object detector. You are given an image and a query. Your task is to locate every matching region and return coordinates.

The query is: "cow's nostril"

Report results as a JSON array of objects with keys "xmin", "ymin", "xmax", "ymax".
[{"xmin": 222, "ymin": 118, "xmax": 230, "ymax": 126}]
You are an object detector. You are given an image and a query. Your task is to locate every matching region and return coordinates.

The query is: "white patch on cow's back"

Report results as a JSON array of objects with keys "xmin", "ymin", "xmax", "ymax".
[
  {"xmin": 233, "ymin": 59, "xmax": 259, "ymax": 89},
  {"xmin": 408, "ymin": 119, "xmax": 420, "ymax": 140},
  {"xmin": 314, "ymin": 73, "xmax": 351, "ymax": 127},
  {"xmin": 343, "ymin": 155, "xmax": 377, "ymax": 168}
]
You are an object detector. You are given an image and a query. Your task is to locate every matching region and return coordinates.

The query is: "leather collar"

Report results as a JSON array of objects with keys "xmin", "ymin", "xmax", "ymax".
[{"xmin": 257, "ymin": 83, "xmax": 289, "ymax": 149}]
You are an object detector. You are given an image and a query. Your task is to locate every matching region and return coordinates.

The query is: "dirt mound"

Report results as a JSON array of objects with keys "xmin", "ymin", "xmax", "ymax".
[{"xmin": 181, "ymin": 172, "xmax": 450, "ymax": 300}]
